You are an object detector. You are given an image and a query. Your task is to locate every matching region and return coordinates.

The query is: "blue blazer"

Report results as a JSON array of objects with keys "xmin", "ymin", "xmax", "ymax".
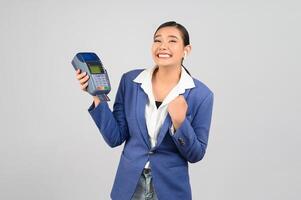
[{"xmin": 88, "ymin": 69, "xmax": 214, "ymax": 200}]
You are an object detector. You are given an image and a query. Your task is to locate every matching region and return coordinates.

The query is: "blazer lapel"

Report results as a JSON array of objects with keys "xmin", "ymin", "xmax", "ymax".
[
  {"xmin": 155, "ymin": 114, "xmax": 172, "ymax": 148},
  {"xmin": 155, "ymin": 88, "xmax": 192, "ymax": 148},
  {"xmin": 136, "ymin": 85, "xmax": 151, "ymax": 149}
]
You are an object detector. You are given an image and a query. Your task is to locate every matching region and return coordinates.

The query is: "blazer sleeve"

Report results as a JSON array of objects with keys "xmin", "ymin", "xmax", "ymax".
[
  {"xmin": 87, "ymin": 74, "xmax": 129, "ymax": 148},
  {"xmin": 169, "ymin": 92, "xmax": 214, "ymax": 163}
]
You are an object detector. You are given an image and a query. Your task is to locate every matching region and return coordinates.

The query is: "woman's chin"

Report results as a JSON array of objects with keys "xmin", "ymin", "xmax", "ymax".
[
  {"xmin": 155, "ymin": 61, "xmax": 178, "ymax": 68},
  {"xmin": 155, "ymin": 59, "xmax": 174, "ymax": 66}
]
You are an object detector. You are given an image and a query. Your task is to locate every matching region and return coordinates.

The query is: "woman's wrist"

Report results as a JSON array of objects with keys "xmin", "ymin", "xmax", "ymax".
[
  {"xmin": 93, "ymin": 96, "xmax": 101, "ymax": 107},
  {"xmin": 171, "ymin": 117, "xmax": 185, "ymax": 130}
]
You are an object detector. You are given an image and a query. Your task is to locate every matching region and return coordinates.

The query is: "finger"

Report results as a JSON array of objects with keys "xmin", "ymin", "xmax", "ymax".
[
  {"xmin": 172, "ymin": 95, "xmax": 182, "ymax": 103},
  {"xmin": 79, "ymin": 75, "xmax": 89, "ymax": 84},
  {"xmin": 75, "ymin": 69, "xmax": 81, "ymax": 75},
  {"xmin": 178, "ymin": 95, "xmax": 186, "ymax": 102},
  {"xmin": 81, "ymin": 82, "xmax": 88, "ymax": 91},
  {"xmin": 76, "ymin": 71, "xmax": 87, "ymax": 80}
]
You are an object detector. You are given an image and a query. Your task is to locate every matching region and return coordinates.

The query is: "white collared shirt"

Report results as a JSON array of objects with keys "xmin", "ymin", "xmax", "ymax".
[{"xmin": 133, "ymin": 66, "xmax": 195, "ymax": 168}]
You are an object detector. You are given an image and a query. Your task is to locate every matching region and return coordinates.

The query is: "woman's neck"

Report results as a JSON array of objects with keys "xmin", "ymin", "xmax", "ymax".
[{"xmin": 153, "ymin": 65, "xmax": 181, "ymax": 85}]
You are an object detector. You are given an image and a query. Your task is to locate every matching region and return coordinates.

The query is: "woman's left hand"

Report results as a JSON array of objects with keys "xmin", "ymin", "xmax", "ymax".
[{"xmin": 167, "ymin": 95, "xmax": 188, "ymax": 130}]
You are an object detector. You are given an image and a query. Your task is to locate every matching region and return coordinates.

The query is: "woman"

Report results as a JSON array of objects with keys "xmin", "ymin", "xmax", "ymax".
[{"xmin": 75, "ymin": 21, "xmax": 214, "ymax": 200}]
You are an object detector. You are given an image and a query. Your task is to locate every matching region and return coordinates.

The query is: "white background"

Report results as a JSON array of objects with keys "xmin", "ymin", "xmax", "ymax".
[{"xmin": 0, "ymin": 0, "xmax": 300, "ymax": 199}]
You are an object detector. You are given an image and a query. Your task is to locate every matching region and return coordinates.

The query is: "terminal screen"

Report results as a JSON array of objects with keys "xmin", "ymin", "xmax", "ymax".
[{"xmin": 88, "ymin": 64, "xmax": 103, "ymax": 74}]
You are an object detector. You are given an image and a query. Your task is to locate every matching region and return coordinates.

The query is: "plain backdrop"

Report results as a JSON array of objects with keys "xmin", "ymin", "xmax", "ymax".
[{"xmin": 0, "ymin": 0, "xmax": 300, "ymax": 199}]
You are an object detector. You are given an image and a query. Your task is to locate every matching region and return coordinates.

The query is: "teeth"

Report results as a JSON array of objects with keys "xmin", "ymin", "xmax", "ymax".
[{"xmin": 158, "ymin": 54, "xmax": 171, "ymax": 58}]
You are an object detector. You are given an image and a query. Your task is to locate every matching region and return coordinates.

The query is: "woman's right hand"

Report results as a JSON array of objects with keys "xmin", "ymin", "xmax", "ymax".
[
  {"xmin": 75, "ymin": 69, "xmax": 89, "ymax": 91},
  {"xmin": 75, "ymin": 69, "xmax": 101, "ymax": 106}
]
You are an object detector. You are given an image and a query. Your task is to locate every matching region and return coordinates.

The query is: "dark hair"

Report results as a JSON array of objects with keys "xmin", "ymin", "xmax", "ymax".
[{"xmin": 154, "ymin": 21, "xmax": 191, "ymax": 75}]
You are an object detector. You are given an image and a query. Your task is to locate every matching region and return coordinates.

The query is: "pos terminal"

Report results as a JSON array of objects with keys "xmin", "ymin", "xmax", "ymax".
[{"xmin": 71, "ymin": 52, "xmax": 111, "ymax": 101}]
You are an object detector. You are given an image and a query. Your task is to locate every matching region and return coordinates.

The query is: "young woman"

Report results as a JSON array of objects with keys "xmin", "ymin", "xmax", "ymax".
[{"xmin": 75, "ymin": 21, "xmax": 214, "ymax": 200}]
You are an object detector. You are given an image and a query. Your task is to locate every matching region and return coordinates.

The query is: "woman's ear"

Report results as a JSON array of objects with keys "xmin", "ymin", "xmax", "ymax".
[{"xmin": 183, "ymin": 45, "xmax": 192, "ymax": 59}]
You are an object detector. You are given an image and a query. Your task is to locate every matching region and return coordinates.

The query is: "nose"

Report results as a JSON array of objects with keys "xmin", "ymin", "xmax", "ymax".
[{"xmin": 159, "ymin": 41, "xmax": 168, "ymax": 50}]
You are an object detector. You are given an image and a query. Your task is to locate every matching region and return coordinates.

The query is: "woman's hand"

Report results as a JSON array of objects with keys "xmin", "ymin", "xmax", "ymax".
[
  {"xmin": 167, "ymin": 95, "xmax": 188, "ymax": 130},
  {"xmin": 75, "ymin": 69, "xmax": 89, "ymax": 91},
  {"xmin": 75, "ymin": 69, "xmax": 101, "ymax": 106}
]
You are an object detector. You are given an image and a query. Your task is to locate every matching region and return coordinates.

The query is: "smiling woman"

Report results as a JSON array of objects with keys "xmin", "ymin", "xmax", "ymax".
[
  {"xmin": 75, "ymin": 21, "xmax": 214, "ymax": 200},
  {"xmin": 152, "ymin": 21, "xmax": 192, "ymax": 76}
]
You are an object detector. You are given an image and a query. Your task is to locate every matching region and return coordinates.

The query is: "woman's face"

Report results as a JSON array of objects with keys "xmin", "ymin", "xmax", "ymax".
[{"xmin": 152, "ymin": 27, "xmax": 190, "ymax": 68}]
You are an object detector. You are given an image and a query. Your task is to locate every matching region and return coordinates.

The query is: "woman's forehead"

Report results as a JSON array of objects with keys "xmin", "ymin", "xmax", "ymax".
[{"xmin": 154, "ymin": 27, "xmax": 182, "ymax": 38}]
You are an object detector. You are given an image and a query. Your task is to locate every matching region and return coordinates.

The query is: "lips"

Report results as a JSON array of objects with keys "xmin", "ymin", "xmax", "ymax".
[{"xmin": 157, "ymin": 53, "xmax": 172, "ymax": 58}]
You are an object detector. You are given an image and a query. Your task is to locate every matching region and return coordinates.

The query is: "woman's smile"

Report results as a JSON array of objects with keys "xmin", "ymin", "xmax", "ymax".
[{"xmin": 157, "ymin": 52, "xmax": 172, "ymax": 58}]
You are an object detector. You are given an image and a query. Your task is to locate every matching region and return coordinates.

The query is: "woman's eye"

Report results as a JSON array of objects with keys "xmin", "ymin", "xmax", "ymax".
[
  {"xmin": 154, "ymin": 39, "xmax": 161, "ymax": 43},
  {"xmin": 169, "ymin": 40, "xmax": 177, "ymax": 43}
]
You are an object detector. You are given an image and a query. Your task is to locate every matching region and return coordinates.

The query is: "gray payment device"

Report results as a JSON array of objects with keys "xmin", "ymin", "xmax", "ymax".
[{"xmin": 72, "ymin": 52, "xmax": 111, "ymax": 101}]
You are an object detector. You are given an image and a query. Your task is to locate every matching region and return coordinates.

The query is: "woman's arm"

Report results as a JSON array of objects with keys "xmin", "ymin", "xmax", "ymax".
[
  {"xmin": 169, "ymin": 92, "xmax": 214, "ymax": 163},
  {"xmin": 88, "ymin": 74, "xmax": 130, "ymax": 148}
]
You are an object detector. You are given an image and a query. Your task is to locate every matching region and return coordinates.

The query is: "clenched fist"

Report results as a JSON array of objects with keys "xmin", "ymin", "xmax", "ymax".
[{"xmin": 167, "ymin": 95, "xmax": 188, "ymax": 130}]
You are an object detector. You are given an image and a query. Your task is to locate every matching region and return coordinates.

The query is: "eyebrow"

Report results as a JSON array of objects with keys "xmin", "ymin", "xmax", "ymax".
[{"xmin": 154, "ymin": 35, "xmax": 179, "ymax": 39}]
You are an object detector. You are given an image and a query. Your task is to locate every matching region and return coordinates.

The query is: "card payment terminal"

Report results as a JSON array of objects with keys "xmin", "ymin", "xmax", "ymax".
[{"xmin": 72, "ymin": 52, "xmax": 111, "ymax": 101}]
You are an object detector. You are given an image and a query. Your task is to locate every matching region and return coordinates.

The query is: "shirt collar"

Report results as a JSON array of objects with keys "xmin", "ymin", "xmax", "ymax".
[{"xmin": 133, "ymin": 66, "xmax": 195, "ymax": 107}]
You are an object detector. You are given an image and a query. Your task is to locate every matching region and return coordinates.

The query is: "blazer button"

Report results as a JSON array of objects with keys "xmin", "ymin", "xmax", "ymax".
[
  {"xmin": 148, "ymin": 151, "xmax": 154, "ymax": 155},
  {"xmin": 178, "ymin": 138, "xmax": 185, "ymax": 146}
]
